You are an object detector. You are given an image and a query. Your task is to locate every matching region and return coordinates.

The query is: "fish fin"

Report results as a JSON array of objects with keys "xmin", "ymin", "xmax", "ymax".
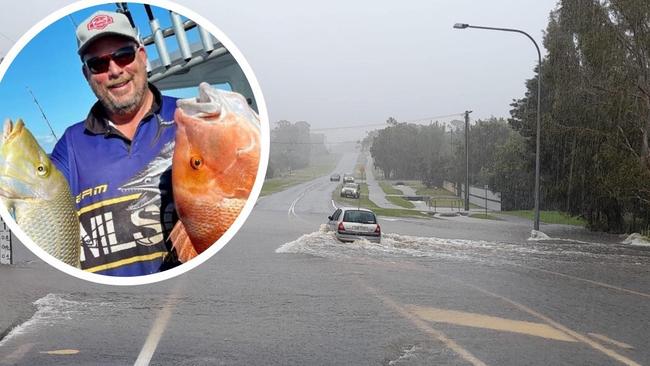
[{"xmin": 170, "ymin": 221, "xmax": 198, "ymax": 263}]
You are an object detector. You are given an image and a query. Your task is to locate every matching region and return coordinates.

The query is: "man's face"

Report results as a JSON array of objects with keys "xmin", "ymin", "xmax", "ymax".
[{"xmin": 82, "ymin": 36, "xmax": 148, "ymax": 117}]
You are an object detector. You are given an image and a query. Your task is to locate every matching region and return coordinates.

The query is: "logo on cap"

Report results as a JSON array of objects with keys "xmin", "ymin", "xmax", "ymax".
[{"xmin": 87, "ymin": 15, "xmax": 114, "ymax": 31}]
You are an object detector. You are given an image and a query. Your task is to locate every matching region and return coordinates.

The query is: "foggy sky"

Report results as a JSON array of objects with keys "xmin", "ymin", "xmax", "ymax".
[{"xmin": 0, "ymin": 0, "xmax": 558, "ymax": 143}]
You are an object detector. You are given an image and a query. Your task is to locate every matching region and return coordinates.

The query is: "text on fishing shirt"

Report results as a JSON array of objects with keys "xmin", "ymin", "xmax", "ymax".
[{"xmin": 51, "ymin": 85, "xmax": 179, "ymax": 276}]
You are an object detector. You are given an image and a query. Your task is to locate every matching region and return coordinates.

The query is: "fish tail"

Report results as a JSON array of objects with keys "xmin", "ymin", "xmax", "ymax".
[{"xmin": 169, "ymin": 221, "xmax": 198, "ymax": 263}]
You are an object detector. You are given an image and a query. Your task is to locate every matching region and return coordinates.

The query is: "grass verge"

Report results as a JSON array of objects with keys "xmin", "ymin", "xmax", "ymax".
[
  {"xmin": 469, "ymin": 213, "xmax": 501, "ymax": 220},
  {"xmin": 261, "ymin": 153, "xmax": 340, "ymax": 196},
  {"xmin": 386, "ymin": 195, "xmax": 416, "ymax": 209},
  {"xmin": 500, "ymin": 210, "xmax": 586, "ymax": 226},
  {"xmin": 378, "ymin": 181, "xmax": 403, "ymax": 195},
  {"xmin": 331, "ymin": 183, "xmax": 429, "ymax": 218},
  {"xmin": 376, "ymin": 181, "xmax": 415, "ymax": 208}
]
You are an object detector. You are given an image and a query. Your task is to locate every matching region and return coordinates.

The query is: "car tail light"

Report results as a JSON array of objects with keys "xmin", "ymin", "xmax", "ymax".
[
  {"xmin": 338, "ymin": 222, "xmax": 345, "ymax": 232},
  {"xmin": 375, "ymin": 224, "xmax": 381, "ymax": 234}
]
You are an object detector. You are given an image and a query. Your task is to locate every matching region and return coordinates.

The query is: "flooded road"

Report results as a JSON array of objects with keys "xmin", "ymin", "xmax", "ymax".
[
  {"xmin": 1, "ymin": 154, "xmax": 649, "ymax": 365},
  {"xmin": 277, "ymin": 224, "xmax": 650, "ymax": 267}
]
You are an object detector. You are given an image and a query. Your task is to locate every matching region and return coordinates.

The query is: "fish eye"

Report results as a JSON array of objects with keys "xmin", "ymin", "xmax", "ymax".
[
  {"xmin": 36, "ymin": 164, "xmax": 48, "ymax": 177},
  {"xmin": 190, "ymin": 156, "xmax": 203, "ymax": 170}
]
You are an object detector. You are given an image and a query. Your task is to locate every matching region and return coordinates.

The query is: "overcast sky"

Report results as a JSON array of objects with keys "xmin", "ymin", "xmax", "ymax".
[{"xmin": 0, "ymin": 0, "xmax": 559, "ymax": 143}]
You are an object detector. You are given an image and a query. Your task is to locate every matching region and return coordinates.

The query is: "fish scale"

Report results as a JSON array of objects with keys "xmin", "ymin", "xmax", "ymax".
[
  {"xmin": 14, "ymin": 182, "xmax": 80, "ymax": 267},
  {"xmin": 0, "ymin": 119, "xmax": 80, "ymax": 268},
  {"xmin": 170, "ymin": 83, "xmax": 260, "ymax": 262}
]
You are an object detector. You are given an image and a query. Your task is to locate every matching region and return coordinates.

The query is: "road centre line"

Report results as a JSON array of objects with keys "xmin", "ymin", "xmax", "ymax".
[
  {"xmin": 133, "ymin": 283, "xmax": 184, "ymax": 366},
  {"xmin": 361, "ymin": 282, "xmax": 488, "ymax": 366},
  {"xmin": 288, "ymin": 189, "xmax": 306, "ymax": 217},
  {"xmin": 287, "ymin": 181, "xmax": 321, "ymax": 218}
]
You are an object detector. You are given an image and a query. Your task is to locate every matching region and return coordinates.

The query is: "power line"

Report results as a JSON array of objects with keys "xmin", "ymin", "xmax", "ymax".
[
  {"xmin": 0, "ymin": 31, "xmax": 14, "ymax": 44},
  {"xmin": 308, "ymin": 112, "xmax": 464, "ymax": 132},
  {"xmin": 271, "ymin": 140, "xmax": 359, "ymax": 145}
]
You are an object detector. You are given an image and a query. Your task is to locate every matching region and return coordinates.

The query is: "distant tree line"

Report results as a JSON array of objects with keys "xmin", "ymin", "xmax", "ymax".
[
  {"xmin": 368, "ymin": 0, "xmax": 650, "ymax": 233},
  {"xmin": 267, "ymin": 120, "xmax": 328, "ymax": 178},
  {"xmin": 367, "ymin": 117, "xmax": 515, "ymax": 197}
]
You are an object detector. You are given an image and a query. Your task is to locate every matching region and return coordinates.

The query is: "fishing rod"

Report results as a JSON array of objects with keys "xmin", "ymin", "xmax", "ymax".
[{"xmin": 26, "ymin": 86, "xmax": 58, "ymax": 142}]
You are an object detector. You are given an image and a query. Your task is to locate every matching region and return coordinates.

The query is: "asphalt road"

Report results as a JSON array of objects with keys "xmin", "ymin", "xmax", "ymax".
[{"xmin": 0, "ymin": 150, "xmax": 649, "ymax": 365}]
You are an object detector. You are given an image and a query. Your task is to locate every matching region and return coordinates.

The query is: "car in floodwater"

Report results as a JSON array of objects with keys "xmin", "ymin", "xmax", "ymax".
[
  {"xmin": 340, "ymin": 183, "xmax": 360, "ymax": 199},
  {"xmin": 326, "ymin": 207, "xmax": 381, "ymax": 243},
  {"xmin": 330, "ymin": 173, "xmax": 341, "ymax": 181}
]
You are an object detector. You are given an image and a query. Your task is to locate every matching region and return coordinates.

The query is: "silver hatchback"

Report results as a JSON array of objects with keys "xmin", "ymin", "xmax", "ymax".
[{"xmin": 327, "ymin": 207, "xmax": 381, "ymax": 243}]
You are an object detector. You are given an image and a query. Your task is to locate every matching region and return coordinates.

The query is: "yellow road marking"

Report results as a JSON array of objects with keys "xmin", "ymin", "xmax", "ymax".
[
  {"xmin": 362, "ymin": 283, "xmax": 488, "ymax": 366},
  {"xmin": 447, "ymin": 279, "xmax": 642, "ymax": 366},
  {"xmin": 588, "ymin": 333, "xmax": 634, "ymax": 350},
  {"xmin": 77, "ymin": 194, "xmax": 141, "ymax": 215},
  {"xmin": 360, "ymin": 259, "xmax": 643, "ymax": 366},
  {"xmin": 1, "ymin": 343, "xmax": 34, "ymax": 365},
  {"xmin": 40, "ymin": 349, "xmax": 79, "ymax": 355},
  {"xmin": 511, "ymin": 264, "xmax": 650, "ymax": 299},
  {"xmin": 408, "ymin": 306, "xmax": 576, "ymax": 342}
]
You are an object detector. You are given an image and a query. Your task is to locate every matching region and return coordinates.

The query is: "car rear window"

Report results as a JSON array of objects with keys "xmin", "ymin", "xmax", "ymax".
[{"xmin": 343, "ymin": 210, "xmax": 377, "ymax": 224}]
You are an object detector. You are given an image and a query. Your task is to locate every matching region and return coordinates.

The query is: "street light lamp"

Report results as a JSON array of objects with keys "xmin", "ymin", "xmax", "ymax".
[{"xmin": 453, "ymin": 22, "xmax": 542, "ymax": 232}]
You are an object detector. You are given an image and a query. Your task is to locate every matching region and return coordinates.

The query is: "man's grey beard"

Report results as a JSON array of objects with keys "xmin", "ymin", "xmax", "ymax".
[{"xmin": 90, "ymin": 79, "xmax": 147, "ymax": 116}]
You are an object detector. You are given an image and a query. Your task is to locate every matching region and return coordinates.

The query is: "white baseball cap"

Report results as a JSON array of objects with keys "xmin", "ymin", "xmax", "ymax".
[{"xmin": 76, "ymin": 10, "xmax": 139, "ymax": 55}]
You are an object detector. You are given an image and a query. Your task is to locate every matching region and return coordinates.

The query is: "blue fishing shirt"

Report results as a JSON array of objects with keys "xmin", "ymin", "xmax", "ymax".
[{"xmin": 51, "ymin": 84, "xmax": 180, "ymax": 276}]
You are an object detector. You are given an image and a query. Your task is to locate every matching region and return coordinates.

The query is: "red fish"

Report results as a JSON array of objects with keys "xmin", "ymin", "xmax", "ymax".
[{"xmin": 170, "ymin": 83, "xmax": 260, "ymax": 262}]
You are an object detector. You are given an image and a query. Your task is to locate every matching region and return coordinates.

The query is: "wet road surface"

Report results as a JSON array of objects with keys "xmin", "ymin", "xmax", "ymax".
[{"xmin": 0, "ymin": 152, "xmax": 649, "ymax": 365}]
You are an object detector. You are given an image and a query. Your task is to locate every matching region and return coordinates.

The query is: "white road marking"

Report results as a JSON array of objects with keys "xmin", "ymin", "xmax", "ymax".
[
  {"xmin": 362, "ymin": 282, "xmax": 488, "ymax": 366},
  {"xmin": 287, "ymin": 181, "xmax": 324, "ymax": 219},
  {"xmin": 442, "ymin": 276, "xmax": 643, "ymax": 366},
  {"xmin": 588, "ymin": 333, "xmax": 634, "ymax": 350},
  {"xmin": 133, "ymin": 284, "xmax": 183, "ymax": 366}
]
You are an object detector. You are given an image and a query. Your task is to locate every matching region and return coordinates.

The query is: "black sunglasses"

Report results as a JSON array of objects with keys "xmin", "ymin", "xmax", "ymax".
[{"xmin": 83, "ymin": 45, "xmax": 138, "ymax": 74}]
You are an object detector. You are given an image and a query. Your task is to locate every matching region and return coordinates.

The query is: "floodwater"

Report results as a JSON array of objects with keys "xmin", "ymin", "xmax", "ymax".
[{"xmin": 276, "ymin": 225, "xmax": 650, "ymax": 267}]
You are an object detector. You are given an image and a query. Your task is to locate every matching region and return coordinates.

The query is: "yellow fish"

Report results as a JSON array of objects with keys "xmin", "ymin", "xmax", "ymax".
[{"xmin": 0, "ymin": 119, "xmax": 80, "ymax": 267}]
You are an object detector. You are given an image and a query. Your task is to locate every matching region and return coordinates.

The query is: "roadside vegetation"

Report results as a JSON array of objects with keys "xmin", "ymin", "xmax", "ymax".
[
  {"xmin": 499, "ymin": 210, "xmax": 586, "ymax": 227},
  {"xmin": 386, "ymin": 196, "xmax": 415, "ymax": 209},
  {"xmin": 331, "ymin": 183, "xmax": 430, "ymax": 218},
  {"xmin": 376, "ymin": 181, "xmax": 415, "ymax": 209},
  {"xmin": 361, "ymin": 2, "xmax": 650, "ymax": 234},
  {"xmin": 261, "ymin": 152, "xmax": 340, "ymax": 196},
  {"xmin": 378, "ymin": 181, "xmax": 403, "ymax": 195}
]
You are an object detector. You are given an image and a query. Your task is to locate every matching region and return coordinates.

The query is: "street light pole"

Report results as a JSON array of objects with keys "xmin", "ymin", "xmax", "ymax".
[
  {"xmin": 464, "ymin": 110, "xmax": 472, "ymax": 211},
  {"xmin": 453, "ymin": 22, "xmax": 542, "ymax": 231}
]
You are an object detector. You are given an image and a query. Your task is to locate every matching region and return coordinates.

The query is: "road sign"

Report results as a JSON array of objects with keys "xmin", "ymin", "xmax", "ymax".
[{"xmin": 0, "ymin": 218, "xmax": 11, "ymax": 265}]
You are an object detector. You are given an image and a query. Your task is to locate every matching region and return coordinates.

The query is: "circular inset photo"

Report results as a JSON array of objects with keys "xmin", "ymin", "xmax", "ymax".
[{"xmin": 0, "ymin": 0, "xmax": 269, "ymax": 285}]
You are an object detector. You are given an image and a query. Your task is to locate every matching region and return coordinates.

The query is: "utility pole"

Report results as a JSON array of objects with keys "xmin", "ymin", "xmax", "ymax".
[
  {"xmin": 464, "ymin": 110, "xmax": 472, "ymax": 211},
  {"xmin": 454, "ymin": 22, "xmax": 542, "ymax": 231}
]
